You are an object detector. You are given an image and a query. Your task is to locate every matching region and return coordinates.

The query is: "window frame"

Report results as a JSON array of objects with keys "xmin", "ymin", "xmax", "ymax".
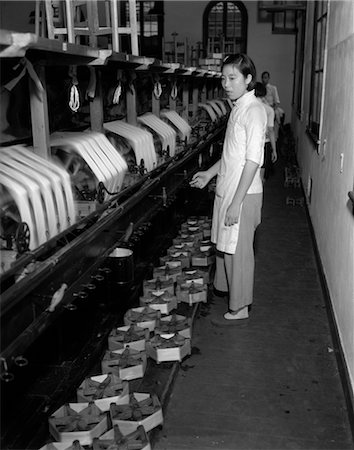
[
  {"xmin": 307, "ymin": 0, "xmax": 328, "ymax": 148},
  {"xmin": 272, "ymin": 9, "xmax": 298, "ymax": 34},
  {"xmin": 202, "ymin": 1, "xmax": 248, "ymax": 56},
  {"xmin": 292, "ymin": 9, "xmax": 306, "ymax": 119}
]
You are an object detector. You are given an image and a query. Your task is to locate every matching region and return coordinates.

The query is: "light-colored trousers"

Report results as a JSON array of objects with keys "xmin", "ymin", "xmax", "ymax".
[{"xmin": 214, "ymin": 193, "xmax": 262, "ymax": 312}]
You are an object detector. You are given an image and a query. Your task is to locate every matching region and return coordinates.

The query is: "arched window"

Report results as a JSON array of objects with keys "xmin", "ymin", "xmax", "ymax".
[{"xmin": 203, "ymin": 1, "xmax": 248, "ymax": 56}]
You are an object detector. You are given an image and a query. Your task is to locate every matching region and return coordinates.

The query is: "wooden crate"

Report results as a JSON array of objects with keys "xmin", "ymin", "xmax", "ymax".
[
  {"xmin": 153, "ymin": 264, "xmax": 182, "ymax": 282},
  {"xmin": 139, "ymin": 290, "xmax": 177, "ymax": 315},
  {"xmin": 177, "ymin": 282, "xmax": 207, "ymax": 305},
  {"xmin": 181, "ymin": 217, "xmax": 199, "ymax": 226},
  {"xmin": 94, "ymin": 424, "xmax": 151, "ymax": 450},
  {"xmin": 172, "ymin": 236, "xmax": 197, "ymax": 248},
  {"xmin": 177, "ymin": 229, "xmax": 203, "ymax": 243},
  {"xmin": 201, "ymin": 224, "xmax": 211, "ymax": 238},
  {"xmin": 146, "ymin": 333, "xmax": 191, "ymax": 363},
  {"xmin": 191, "ymin": 245, "xmax": 215, "ymax": 267},
  {"xmin": 124, "ymin": 306, "xmax": 160, "ymax": 332},
  {"xmin": 176, "ymin": 268, "xmax": 209, "ymax": 286},
  {"xmin": 39, "ymin": 443, "xmax": 84, "ymax": 450},
  {"xmin": 155, "ymin": 313, "xmax": 192, "ymax": 339},
  {"xmin": 76, "ymin": 373, "xmax": 129, "ymax": 411},
  {"xmin": 180, "ymin": 222, "xmax": 203, "ymax": 233},
  {"xmin": 110, "ymin": 393, "xmax": 163, "ymax": 436},
  {"xmin": 160, "ymin": 252, "xmax": 190, "ymax": 269},
  {"xmin": 48, "ymin": 402, "xmax": 108, "ymax": 446},
  {"xmin": 167, "ymin": 243, "xmax": 192, "ymax": 257},
  {"xmin": 108, "ymin": 325, "xmax": 149, "ymax": 352},
  {"xmin": 101, "ymin": 348, "xmax": 147, "ymax": 381},
  {"xmin": 143, "ymin": 277, "xmax": 175, "ymax": 296}
]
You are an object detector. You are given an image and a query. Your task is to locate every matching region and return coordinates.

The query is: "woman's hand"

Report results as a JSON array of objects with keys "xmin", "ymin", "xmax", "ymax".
[
  {"xmin": 189, "ymin": 171, "xmax": 211, "ymax": 189},
  {"xmin": 271, "ymin": 150, "xmax": 277, "ymax": 163},
  {"xmin": 225, "ymin": 201, "xmax": 241, "ymax": 226}
]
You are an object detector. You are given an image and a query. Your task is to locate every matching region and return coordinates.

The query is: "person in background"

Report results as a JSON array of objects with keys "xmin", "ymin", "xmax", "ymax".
[
  {"xmin": 261, "ymin": 71, "xmax": 284, "ymax": 140},
  {"xmin": 190, "ymin": 54, "xmax": 266, "ymax": 324},
  {"xmin": 255, "ymin": 81, "xmax": 277, "ymax": 180}
]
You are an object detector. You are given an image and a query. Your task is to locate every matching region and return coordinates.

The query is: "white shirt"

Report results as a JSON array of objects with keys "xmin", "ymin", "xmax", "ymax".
[
  {"xmin": 265, "ymin": 83, "xmax": 280, "ymax": 107},
  {"xmin": 259, "ymin": 99, "xmax": 275, "ymax": 143},
  {"xmin": 211, "ymin": 90, "xmax": 267, "ymax": 254}
]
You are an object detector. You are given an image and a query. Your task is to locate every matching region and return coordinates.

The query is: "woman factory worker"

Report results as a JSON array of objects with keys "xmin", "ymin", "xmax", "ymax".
[{"xmin": 190, "ymin": 54, "xmax": 267, "ymax": 324}]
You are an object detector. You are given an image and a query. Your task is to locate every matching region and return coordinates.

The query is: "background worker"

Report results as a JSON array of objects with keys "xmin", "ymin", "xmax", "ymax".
[
  {"xmin": 261, "ymin": 71, "xmax": 284, "ymax": 141},
  {"xmin": 255, "ymin": 81, "xmax": 277, "ymax": 180}
]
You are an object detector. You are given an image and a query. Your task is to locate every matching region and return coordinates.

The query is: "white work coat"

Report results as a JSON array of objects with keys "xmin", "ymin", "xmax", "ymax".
[{"xmin": 211, "ymin": 90, "xmax": 267, "ymax": 254}]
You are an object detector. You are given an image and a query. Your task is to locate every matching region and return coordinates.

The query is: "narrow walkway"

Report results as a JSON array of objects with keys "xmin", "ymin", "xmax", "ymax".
[{"xmin": 154, "ymin": 158, "xmax": 354, "ymax": 449}]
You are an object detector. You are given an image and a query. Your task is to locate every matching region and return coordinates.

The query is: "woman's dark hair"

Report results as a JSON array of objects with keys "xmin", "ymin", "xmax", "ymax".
[
  {"xmin": 261, "ymin": 71, "xmax": 270, "ymax": 78},
  {"xmin": 254, "ymin": 81, "xmax": 267, "ymax": 98},
  {"xmin": 222, "ymin": 54, "xmax": 257, "ymax": 91}
]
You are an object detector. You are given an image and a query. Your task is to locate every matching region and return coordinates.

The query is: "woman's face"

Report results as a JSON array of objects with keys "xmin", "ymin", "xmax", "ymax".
[
  {"xmin": 221, "ymin": 64, "xmax": 251, "ymax": 101},
  {"xmin": 262, "ymin": 73, "xmax": 270, "ymax": 85}
]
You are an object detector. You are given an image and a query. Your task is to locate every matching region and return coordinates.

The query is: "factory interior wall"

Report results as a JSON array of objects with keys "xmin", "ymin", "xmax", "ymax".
[{"xmin": 292, "ymin": 0, "xmax": 354, "ymax": 393}]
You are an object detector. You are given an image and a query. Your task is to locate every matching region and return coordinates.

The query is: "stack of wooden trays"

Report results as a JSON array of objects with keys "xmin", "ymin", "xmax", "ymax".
[
  {"xmin": 191, "ymin": 245, "xmax": 215, "ymax": 267},
  {"xmin": 139, "ymin": 290, "xmax": 178, "ymax": 315},
  {"xmin": 176, "ymin": 268, "xmax": 210, "ymax": 286},
  {"xmin": 145, "ymin": 333, "xmax": 191, "ymax": 363},
  {"xmin": 108, "ymin": 325, "xmax": 149, "ymax": 352},
  {"xmin": 177, "ymin": 281, "xmax": 208, "ymax": 305},
  {"xmin": 42, "ymin": 214, "xmax": 214, "ymax": 450},
  {"xmin": 152, "ymin": 263, "xmax": 182, "ymax": 282},
  {"xmin": 155, "ymin": 313, "xmax": 192, "ymax": 339},
  {"xmin": 48, "ymin": 402, "xmax": 108, "ymax": 446},
  {"xmin": 76, "ymin": 374, "xmax": 129, "ymax": 411},
  {"xmin": 160, "ymin": 251, "xmax": 190, "ymax": 269},
  {"xmin": 124, "ymin": 306, "xmax": 161, "ymax": 332},
  {"xmin": 109, "ymin": 393, "xmax": 163, "ymax": 435},
  {"xmin": 94, "ymin": 424, "xmax": 151, "ymax": 450},
  {"xmin": 143, "ymin": 277, "xmax": 175, "ymax": 296},
  {"xmin": 101, "ymin": 347, "xmax": 147, "ymax": 381}
]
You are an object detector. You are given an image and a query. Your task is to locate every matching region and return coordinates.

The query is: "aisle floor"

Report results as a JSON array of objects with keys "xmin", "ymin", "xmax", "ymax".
[{"xmin": 153, "ymin": 160, "xmax": 354, "ymax": 450}]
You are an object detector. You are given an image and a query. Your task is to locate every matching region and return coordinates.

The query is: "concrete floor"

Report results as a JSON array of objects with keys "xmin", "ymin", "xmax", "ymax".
[{"xmin": 153, "ymin": 159, "xmax": 354, "ymax": 450}]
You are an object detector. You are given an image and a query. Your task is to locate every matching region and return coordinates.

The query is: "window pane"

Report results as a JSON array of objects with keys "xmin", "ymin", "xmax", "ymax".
[
  {"xmin": 315, "ymin": 71, "xmax": 323, "ymax": 123},
  {"xmin": 295, "ymin": 11, "xmax": 305, "ymax": 113},
  {"xmin": 285, "ymin": 11, "xmax": 296, "ymax": 29},
  {"xmin": 209, "ymin": 2, "xmax": 223, "ymax": 37},
  {"xmin": 309, "ymin": 1, "xmax": 327, "ymax": 140},
  {"xmin": 206, "ymin": 1, "xmax": 245, "ymax": 54},
  {"xmin": 226, "ymin": 3, "xmax": 242, "ymax": 37}
]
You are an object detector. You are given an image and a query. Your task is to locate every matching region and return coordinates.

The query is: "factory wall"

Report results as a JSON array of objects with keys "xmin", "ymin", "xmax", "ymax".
[
  {"xmin": 0, "ymin": 1, "xmax": 34, "ymax": 32},
  {"xmin": 292, "ymin": 0, "xmax": 354, "ymax": 392}
]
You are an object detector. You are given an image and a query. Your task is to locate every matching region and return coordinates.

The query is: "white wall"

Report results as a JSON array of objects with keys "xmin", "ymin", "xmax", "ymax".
[
  {"xmin": 293, "ymin": 0, "xmax": 354, "ymax": 390},
  {"xmin": 164, "ymin": 0, "xmax": 295, "ymax": 122},
  {"xmin": 0, "ymin": 1, "xmax": 35, "ymax": 32},
  {"xmin": 244, "ymin": 1, "xmax": 295, "ymax": 124}
]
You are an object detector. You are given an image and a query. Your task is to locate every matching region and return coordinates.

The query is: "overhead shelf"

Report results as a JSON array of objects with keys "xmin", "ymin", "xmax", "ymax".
[
  {"xmin": 0, "ymin": 29, "xmax": 100, "ymax": 63},
  {"xmin": 0, "ymin": 29, "xmax": 220, "ymax": 76}
]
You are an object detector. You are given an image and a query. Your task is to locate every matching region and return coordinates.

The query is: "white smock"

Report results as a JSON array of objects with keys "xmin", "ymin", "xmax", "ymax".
[{"xmin": 211, "ymin": 90, "xmax": 267, "ymax": 254}]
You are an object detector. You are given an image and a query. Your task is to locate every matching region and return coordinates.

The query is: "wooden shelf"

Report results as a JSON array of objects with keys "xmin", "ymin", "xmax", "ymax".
[
  {"xmin": 0, "ymin": 29, "xmax": 220, "ymax": 76},
  {"xmin": 0, "ymin": 29, "xmax": 99, "ymax": 62}
]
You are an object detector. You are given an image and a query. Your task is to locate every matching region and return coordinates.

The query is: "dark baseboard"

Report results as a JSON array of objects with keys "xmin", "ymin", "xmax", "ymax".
[{"xmin": 302, "ymin": 187, "xmax": 354, "ymax": 442}]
